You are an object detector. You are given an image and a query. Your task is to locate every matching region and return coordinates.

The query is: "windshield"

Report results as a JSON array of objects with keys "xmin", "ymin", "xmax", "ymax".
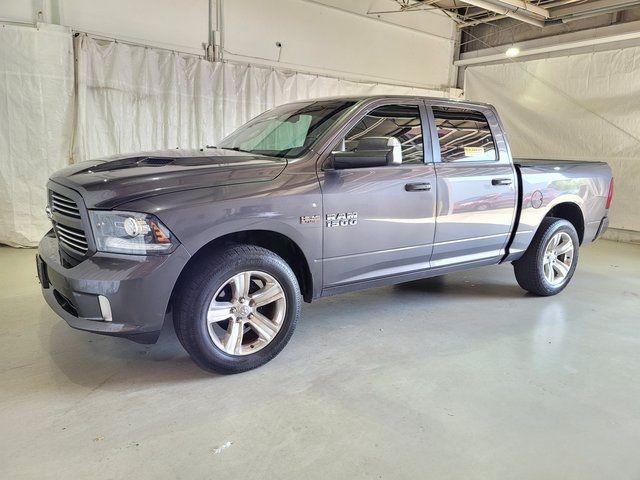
[{"xmin": 217, "ymin": 100, "xmax": 355, "ymax": 158}]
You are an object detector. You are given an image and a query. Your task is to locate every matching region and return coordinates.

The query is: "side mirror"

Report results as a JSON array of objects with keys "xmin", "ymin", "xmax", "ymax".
[{"xmin": 330, "ymin": 136, "xmax": 402, "ymax": 170}]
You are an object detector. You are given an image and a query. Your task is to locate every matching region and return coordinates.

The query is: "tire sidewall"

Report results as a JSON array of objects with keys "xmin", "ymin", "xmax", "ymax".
[{"xmin": 181, "ymin": 248, "xmax": 300, "ymax": 373}]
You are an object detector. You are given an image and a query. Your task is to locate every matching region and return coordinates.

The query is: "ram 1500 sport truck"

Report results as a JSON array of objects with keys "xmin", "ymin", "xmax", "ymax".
[{"xmin": 37, "ymin": 96, "xmax": 614, "ymax": 373}]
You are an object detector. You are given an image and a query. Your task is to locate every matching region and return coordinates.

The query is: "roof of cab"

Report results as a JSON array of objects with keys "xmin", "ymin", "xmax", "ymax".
[{"xmin": 288, "ymin": 94, "xmax": 495, "ymax": 109}]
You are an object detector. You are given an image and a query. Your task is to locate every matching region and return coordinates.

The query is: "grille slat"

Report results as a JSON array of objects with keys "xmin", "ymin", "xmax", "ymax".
[
  {"xmin": 55, "ymin": 226, "xmax": 87, "ymax": 246},
  {"xmin": 52, "ymin": 203, "xmax": 81, "ymax": 217},
  {"xmin": 55, "ymin": 228, "xmax": 88, "ymax": 254},
  {"xmin": 51, "ymin": 195, "xmax": 76, "ymax": 206},
  {"xmin": 55, "ymin": 224, "xmax": 88, "ymax": 242},
  {"xmin": 49, "ymin": 189, "xmax": 89, "ymax": 260},
  {"xmin": 51, "ymin": 192, "xmax": 81, "ymax": 218}
]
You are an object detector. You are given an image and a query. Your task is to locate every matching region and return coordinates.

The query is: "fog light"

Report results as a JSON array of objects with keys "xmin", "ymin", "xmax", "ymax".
[{"xmin": 98, "ymin": 295, "xmax": 113, "ymax": 322}]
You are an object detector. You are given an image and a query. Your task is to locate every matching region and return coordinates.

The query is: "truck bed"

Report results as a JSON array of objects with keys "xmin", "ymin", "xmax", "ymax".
[{"xmin": 506, "ymin": 158, "xmax": 612, "ymax": 261}]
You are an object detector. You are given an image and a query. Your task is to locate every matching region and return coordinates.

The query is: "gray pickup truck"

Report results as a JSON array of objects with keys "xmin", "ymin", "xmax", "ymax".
[{"xmin": 37, "ymin": 96, "xmax": 614, "ymax": 373}]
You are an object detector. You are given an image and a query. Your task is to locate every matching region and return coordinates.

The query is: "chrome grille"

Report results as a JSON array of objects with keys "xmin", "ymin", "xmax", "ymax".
[
  {"xmin": 48, "ymin": 188, "xmax": 90, "ymax": 262},
  {"xmin": 54, "ymin": 223, "xmax": 89, "ymax": 255},
  {"xmin": 51, "ymin": 192, "xmax": 81, "ymax": 218}
]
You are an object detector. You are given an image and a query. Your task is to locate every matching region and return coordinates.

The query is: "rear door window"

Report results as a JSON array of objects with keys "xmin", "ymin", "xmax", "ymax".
[{"xmin": 432, "ymin": 106, "xmax": 497, "ymax": 163}]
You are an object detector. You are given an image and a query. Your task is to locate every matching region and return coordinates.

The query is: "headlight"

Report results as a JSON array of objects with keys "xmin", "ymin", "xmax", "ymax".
[{"xmin": 89, "ymin": 210, "xmax": 178, "ymax": 254}]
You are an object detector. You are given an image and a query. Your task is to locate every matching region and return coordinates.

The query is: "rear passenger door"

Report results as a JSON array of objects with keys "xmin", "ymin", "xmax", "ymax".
[{"xmin": 428, "ymin": 103, "xmax": 517, "ymax": 267}]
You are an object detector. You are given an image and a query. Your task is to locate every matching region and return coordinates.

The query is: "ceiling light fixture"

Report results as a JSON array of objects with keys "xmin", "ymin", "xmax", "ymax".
[{"xmin": 505, "ymin": 46, "xmax": 520, "ymax": 58}]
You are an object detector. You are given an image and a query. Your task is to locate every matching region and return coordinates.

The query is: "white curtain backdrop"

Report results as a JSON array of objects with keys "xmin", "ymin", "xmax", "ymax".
[
  {"xmin": 1, "ymin": 32, "xmax": 452, "ymax": 247},
  {"xmin": 464, "ymin": 49, "xmax": 640, "ymax": 234},
  {"xmin": 0, "ymin": 24, "xmax": 74, "ymax": 247},
  {"xmin": 73, "ymin": 35, "xmax": 449, "ymax": 162}
]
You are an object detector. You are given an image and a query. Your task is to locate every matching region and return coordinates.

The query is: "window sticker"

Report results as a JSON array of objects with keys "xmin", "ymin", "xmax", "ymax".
[{"xmin": 464, "ymin": 146, "xmax": 485, "ymax": 157}]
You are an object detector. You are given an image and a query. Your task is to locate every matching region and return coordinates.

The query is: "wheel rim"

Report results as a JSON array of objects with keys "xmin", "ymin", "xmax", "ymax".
[
  {"xmin": 206, "ymin": 271, "xmax": 286, "ymax": 356},
  {"xmin": 542, "ymin": 232, "xmax": 574, "ymax": 286}
]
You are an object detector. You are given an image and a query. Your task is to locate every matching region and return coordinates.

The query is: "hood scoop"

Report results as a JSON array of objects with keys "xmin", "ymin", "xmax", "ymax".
[{"xmin": 86, "ymin": 156, "xmax": 176, "ymax": 173}]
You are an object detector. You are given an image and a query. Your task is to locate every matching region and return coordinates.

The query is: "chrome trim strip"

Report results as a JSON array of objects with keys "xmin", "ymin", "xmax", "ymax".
[
  {"xmin": 51, "ymin": 195, "xmax": 77, "ymax": 206},
  {"xmin": 55, "ymin": 224, "xmax": 87, "ymax": 241},
  {"xmin": 52, "ymin": 205, "xmax": 81, "ymax": 217},
  {"xmin": 56, "ymin": 232, "xmax": 87, "ymax": 247},
  {"xmin": 58, "ymin": 238, "xmax": 88, "ymax": 254}
]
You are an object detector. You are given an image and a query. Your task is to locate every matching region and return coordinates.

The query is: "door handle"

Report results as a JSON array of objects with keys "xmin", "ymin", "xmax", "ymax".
[
  {"xmin": 405, "ymin": 182, "xmax": 432, "ymax": 192},
  {"xmin": 491, "ymin": 178, "xmax": 512, "ymax": 186}
]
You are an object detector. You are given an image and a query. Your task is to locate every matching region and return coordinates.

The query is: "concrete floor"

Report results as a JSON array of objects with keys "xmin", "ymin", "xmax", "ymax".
[{"xmin": 1, "ymin": 240, "xmax": 639, "ymax": 479}]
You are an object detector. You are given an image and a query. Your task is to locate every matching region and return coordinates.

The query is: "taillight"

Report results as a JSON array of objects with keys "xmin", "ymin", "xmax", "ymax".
[{"xmin": 606, "ymin": 177, "xmax": 614, "ymax": 209}]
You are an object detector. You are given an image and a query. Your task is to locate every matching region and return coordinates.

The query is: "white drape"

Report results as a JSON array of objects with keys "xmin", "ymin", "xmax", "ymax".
[
  {"xmin": 72, "ymin": 35, "xmax": 449, "ymax": 162},
  {"xmin": 464, "ymin": 49, "xmax": 640, "ymax": 234},
  {"xmin": 1, "ymin": 31, "xmax": 451, "ymax": 247},
  {"xmin": 0, "ymin": 25, "xmax": 74, "ymax": 247}
]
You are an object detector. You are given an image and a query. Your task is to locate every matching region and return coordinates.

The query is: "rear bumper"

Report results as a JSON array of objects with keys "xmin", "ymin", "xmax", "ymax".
[
  {"xmin": 37, "ymin": 231, "xmax": 190, "ymax": 344},
  {"xmin": 594, "ymin": 216, "xmax": 609, "ymax": 241}
]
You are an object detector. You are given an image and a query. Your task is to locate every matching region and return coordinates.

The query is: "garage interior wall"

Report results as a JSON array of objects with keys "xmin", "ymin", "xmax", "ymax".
[
  {"xmin": 464, "ymin": 50, "xmax": 640, "ymax": 240},
  {"xmin": 0, "ymin": 0, "xmax": 457, "ymax": 247}
]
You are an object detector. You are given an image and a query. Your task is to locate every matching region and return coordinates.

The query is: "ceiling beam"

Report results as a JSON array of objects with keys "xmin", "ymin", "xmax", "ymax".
[
  {"xmin": 550, "ymin": 0, "xmax": 640, "ymax": 17},
  {"xmin": 491, "ymin": 0, "xmax": 550, "ymax": 18},
  {"xmin": 458, "ymin": 0, "xmax": 546, "ymax": 26}
]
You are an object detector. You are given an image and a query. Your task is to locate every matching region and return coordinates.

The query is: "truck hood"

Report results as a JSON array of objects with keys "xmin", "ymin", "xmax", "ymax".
[{"xmin": 50, "ymin": 148, "xmax": 287, "ymax": 209}]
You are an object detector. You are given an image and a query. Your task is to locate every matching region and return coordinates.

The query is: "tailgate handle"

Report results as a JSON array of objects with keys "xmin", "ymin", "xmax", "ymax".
[
  {"xmin": 405, "ymin": 182, "xmax": 432, "ymax": 192},
  {"xmin": 492, "ymin": 178, "xmax": 512, "ymax": 186}
]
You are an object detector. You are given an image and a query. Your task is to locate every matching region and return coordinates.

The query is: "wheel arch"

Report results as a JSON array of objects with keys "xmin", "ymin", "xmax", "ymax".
[
  {"xmin": 545, "ymin": 201, "xmax": 585, "ymax": 244},
  {"xmin": 171, "ymin": 230, "xmax": 314, "ymax": 307}
]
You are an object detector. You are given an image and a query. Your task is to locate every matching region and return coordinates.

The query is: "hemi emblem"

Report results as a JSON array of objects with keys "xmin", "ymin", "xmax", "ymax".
[{"xmin": 300, "ymin": 215, "xmax": 320, "ymax": 225}]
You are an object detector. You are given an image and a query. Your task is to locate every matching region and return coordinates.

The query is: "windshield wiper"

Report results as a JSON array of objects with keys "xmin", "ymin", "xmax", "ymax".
[{"xmin": 221, "ymin": 146, "xmax": 252, "ymax": 154}]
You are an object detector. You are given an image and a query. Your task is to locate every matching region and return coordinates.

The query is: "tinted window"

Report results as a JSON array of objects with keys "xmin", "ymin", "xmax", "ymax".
[
  {"xmin": 218, "ymin": 100, "xmax": 355, "ymax": 158},
  {"xmin": 432, "ymin": 106, "xmax": 497, "ymax": 162},
  {"xmin": 337, "ymin": 104, "xmax": 424, "ymax": 165}
]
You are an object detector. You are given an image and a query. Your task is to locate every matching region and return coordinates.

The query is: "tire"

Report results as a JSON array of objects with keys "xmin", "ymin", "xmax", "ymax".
[
  {"xmin": 173, "ymin": 244, "xmax": 301, "ymax": 374},
  {"xmin": 513, "ymin": 217, "xmax": 579, "ymax": 296}
]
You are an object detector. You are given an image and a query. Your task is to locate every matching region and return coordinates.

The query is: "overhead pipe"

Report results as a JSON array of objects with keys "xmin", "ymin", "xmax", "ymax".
[
  {"xmin": 560, "ymin": 5, "xmax": 640, "ymax": 22},
  {"xmin": 489, "ymin": 0, "xmax": 550, "ymax": 17},
  {"xmin": 458, "ymin": 0, "xmax": 546, "ymax": 27},
  {"xmin": 457, "ymin": 13, "xmax": 509, "ymax": 28},
  {"xmin": 552, "ymin": 0, "xmax": 640, "ymax": 20},
  {"xmin": 538, "ymin": 0, "xmax": 588, "ymax": 8}
]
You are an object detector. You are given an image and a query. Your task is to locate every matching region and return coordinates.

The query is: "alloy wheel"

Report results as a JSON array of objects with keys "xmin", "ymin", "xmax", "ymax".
[
  {"xmin": 206, "ymin": 271, "xmax": 286, "ymax": 355},
  {"xmin": 542, "ymin": 232, "xmax": 574, "ymax": 286}
]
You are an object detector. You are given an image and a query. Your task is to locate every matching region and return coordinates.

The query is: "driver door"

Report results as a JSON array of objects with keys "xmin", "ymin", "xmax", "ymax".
[{"xmin": 318, "ymin": 101, "xmax": 437, "ymax": 288}]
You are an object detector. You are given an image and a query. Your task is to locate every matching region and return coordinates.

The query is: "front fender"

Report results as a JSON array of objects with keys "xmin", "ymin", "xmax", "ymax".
[{"xmin": 120, "ymin": 173, "xmax": 324, "ymax": 297}]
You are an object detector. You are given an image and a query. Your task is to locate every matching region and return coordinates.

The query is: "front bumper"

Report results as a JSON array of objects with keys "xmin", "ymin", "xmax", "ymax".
[{"xmin": 37, "ymin": 231, "xmax": 191, "ymax": 344}]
